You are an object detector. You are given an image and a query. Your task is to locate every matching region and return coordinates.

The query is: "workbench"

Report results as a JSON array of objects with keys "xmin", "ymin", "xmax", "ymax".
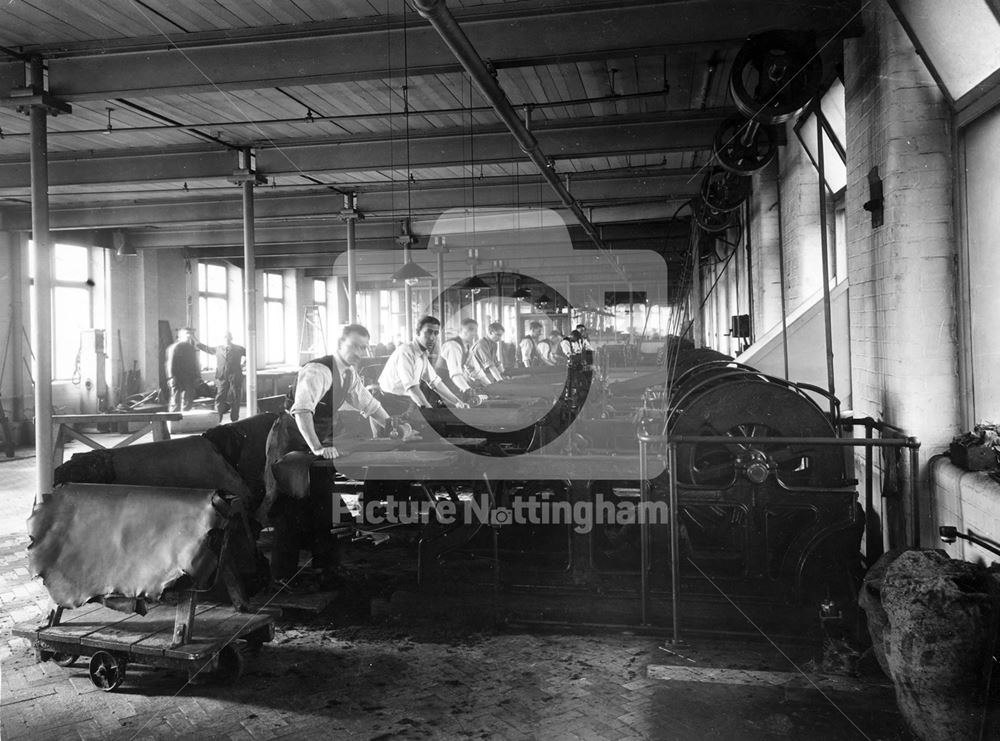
[{"xmin": 52, "ymin": 412, "xmax": 182, "ymax": 465}]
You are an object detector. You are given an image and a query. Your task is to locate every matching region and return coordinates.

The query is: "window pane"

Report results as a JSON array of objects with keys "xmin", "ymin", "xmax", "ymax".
[
  {"xmin": 314, "ymin": 279, "xmax": 326, "ymax": 305},
  {"xmin": 895, "ymin": 0, "xmax": 1000, "ymax": 99},
  {"xmin": 206, "ymin": 264, "xmax": 227, "ymax": 294},
  {"xmin": 53, "ymin": 244, "xmax": 89, "ymax": 282},
  {"xmin": 265, "ymin": 301, "xmax": 285, "ymax": 364},
  {"xmin": 53, "ymin": 286, "xmax": 90, "ymax": 380},
  {"xmin": 198, "ymin": 263, "xmax": 207, "ymax": 292},
  {"xmin": 820, "ymin": 79, "xmax": 846, "ymax": 153},
  {"xmin": 265, "ymin": 272, "xmax": 283, "ymax": 299}
]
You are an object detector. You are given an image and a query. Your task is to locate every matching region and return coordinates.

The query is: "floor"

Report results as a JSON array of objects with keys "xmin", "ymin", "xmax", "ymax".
[{"xmin": 0, "ymin": 431, "xmax": 919, "ymax": 741}]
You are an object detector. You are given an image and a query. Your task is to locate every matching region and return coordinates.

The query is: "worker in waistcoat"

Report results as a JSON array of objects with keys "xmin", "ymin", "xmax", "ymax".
[
  {"xmin": 436, "ymin": 317, "xmax": 480, "ymax": 401},
  {"xmin": 469, "ymin": 322, "xmax": 506, "ymax": 385},
  {"xmin": 262, "ymin": 323, "xmax": 392, "ymax": 590}
]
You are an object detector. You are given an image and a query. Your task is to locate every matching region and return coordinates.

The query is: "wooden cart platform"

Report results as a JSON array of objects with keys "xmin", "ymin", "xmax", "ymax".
[{"xmin": 13, "ymin": 601, "xmax": 280, "ymax": 690}]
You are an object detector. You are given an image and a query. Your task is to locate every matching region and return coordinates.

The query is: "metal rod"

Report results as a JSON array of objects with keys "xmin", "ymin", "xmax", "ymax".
[
  {"xmin": 908, "ymin": 439, "xmax": 921, "ymax": 547},
  {"xmin": 639, "ymin": 433, "xmax": 920, "ymax": 448},
  {"xmin": 413, "ymin": 0, "xmax": 610, "ymax": 254},
  {"xmin": 436, "ymin": 249, "xmax": 445, "ymax": 318},
  {"xmin": 28, "ymin": 57, "xmax": 54, "ymax": 503},
  {"xmin": 865, "ymin": 422, "xmax": 876, "ymax": 566},
  {"xmin": 346, "ymin": 195, "xmax": 358, "ymax": 323},
  {"xmin": 639, "ymin": 438, "xmax": 649, "ymax": 625},
  {"xmin": 241, "ymin": 178, "xmax": 259, "ymax": 416},
  {"xmin": 816, "ymin": 124, "xmax": 836, "ymax": 418},
  {"xmin": 690, "ymin": 225, "xmax": 701, "ymax": 347},
  {"xmin": 667, "ymin": 440, "xmax": 681, "ymax": 645},
  {"xmin": 774, "ymin": 152, "xmax": 790, "ymax": 380}
]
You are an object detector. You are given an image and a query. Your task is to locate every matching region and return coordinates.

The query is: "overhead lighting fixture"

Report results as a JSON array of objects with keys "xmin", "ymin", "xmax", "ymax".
[
  {"xmin": 461, "ymin": 275, "xmax": 490, "ymax": 293},
  {"xmin": 392, "ymin": 259, "xmax": 432, "ymax": 286},
  {"xmin": 535, "ymin": 293, "xmax": 552, "ymax": 308},
  {"xmin": 511, "ymin": 283, "xmax": 532, "ymax": 302}
]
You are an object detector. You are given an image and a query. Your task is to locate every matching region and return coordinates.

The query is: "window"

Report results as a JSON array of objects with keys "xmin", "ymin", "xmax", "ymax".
[
  {"xmin": 890, "ymin": 0, "xmax": 1000, "ymax": 103},
  {"xmin": 959, "ymin": 103, "xmax": 1000, "ymax": 423},
  {"xmin": 29, "ymin": 243, "xmax": 102, "ymax": 381},
  {"xmin": 263, "ymin": 272, "xmax": 286, "ymax": 365},
  {"xmin": 197, "ymin": 262, "xmax": 229, "ymax": 368},
  {"xmin": 795, "ymin": 79, "xmax": 847, "ymax": 194}
]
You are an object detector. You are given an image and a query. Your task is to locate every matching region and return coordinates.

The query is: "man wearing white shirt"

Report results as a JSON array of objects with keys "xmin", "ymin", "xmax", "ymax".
[
  {"xmin": 263, "ymin": 323, "xmax": 392, "ymax": 589},
  {"xmin": 520, "ymin": 321, "xmax": 557, "ymax": 367},
  {"xmin": 379, "ymin": 315, "xmax": 469, "ymax": 409},
  {"xmin": 436, "ymin": 317, "xmax": 479, "ymax": 396}
]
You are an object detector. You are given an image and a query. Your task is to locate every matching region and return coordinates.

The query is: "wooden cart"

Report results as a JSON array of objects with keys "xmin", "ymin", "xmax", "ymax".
[{"xmin": 14, "ymin": 599, "xmax": 279, "ymax": 691}]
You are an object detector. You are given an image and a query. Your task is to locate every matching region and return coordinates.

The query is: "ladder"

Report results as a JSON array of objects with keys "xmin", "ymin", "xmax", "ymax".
[{"xmin": 298, "ymin": 305, "xmax": 327, "ymax": 362}]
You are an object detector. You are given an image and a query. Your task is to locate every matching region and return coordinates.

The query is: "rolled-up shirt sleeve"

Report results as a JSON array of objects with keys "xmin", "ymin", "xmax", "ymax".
[
  {"xmin": 346, "ymin": 371, "xmax": 383, "ymax": 418},
  {"xmin": 289, "ymin": 363, "xmax": 332, "ymax": 415}
]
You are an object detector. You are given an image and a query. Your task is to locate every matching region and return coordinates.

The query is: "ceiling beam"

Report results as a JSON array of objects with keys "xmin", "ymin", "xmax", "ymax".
[
  {"xmin": 2, "ymin": 170, "xmax": 702, "ymax": 231},
  {"xmin": 0, "ymin": 111, "xmax": 726, "ymax": 192},
  {"xmin": 0, "ymin": 2, "xmax": 857, "ymax": 101},
  {"xmin": 133, "ymin": 217, "xmax": 687, "ymax": 251}
]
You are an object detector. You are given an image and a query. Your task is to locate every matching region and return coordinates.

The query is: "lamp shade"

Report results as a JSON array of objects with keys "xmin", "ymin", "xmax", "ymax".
[
  {"xmin": 511, "ymin": 286, "xmax": 531, "ymax": 301},
  {"xmin": 461, "ymin": 275, "xmax": 490, "ymax": 291},
  {"xmin": 392, "ymin": 260, "xmax": 431, "ymax": 282}
]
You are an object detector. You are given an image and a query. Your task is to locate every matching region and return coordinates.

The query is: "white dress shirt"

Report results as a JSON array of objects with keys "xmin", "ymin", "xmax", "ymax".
[{"xmin": 378, "ymin": 341, "xmax": 445, "ymax": 396}]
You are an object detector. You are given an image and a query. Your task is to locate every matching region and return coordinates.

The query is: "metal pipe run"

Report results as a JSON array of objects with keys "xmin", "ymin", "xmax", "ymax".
[
  {"xmin": 241, "ymin": 180, "xmax": 259, "ymax": 417},
  {"xmin": 816, "ymin": 125, "xmax": 837, "ymax": 419},
  {"xmin": 28, "ymin": 57, "xmax": 54, "ymax": 502},
  {"xmin": 638, "ymin": 438, "xmax": 650, "ymax": 625},
  {"xmin": 413, "ymin": 0, "xmax": 609, "ymax": 253},
  {"xmin": 666, "ymin": 441, "xmax": 681, "ymax": 645}
]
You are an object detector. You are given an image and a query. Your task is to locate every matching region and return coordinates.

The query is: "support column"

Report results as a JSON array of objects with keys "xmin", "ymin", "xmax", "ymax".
[
  {"xmin": 10, "ymin": 57, "xmax": 72, "ymax": 502},
  {"xmin": 229, "ymin": 148, "xmax": 266, "ymax": 417},
  {"xmin": 8, "ymin": 233, "xmax": 25, "ymax": 420}
]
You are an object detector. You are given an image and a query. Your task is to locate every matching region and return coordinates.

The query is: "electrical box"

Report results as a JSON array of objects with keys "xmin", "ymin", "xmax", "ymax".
[
  {"xmin": 730, "ymin": 314, "xmax": 751, "ymax": 339},
  {"xmin": 78, "ymin": 329, "xmax": 108, "ymax": 414}
]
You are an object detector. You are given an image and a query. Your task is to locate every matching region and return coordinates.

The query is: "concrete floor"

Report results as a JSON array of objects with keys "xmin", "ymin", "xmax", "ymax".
[{"xmin": 0, "ymin": 433, "xmax": 919, "ymax": 740}]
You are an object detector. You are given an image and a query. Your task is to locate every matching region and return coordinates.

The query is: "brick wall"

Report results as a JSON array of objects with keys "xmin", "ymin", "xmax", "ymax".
[
  {"xmin": 844, "ymin": 1, "xmax": 962, "ymax": 547},
  {"xmin": 777, "ymin": 125, "xmax": 823, "ymax": 313}
]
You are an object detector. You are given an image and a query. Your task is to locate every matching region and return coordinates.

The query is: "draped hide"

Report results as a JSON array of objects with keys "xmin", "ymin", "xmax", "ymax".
[{"xmin": 28, "ymin": 484, "xmax": 225, "ymax": 609}]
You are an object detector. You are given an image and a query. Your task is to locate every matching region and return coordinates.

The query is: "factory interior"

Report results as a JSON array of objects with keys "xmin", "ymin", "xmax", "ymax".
[{"xmin": 1, "ymin": 0, "xmax": 999, "ymax": 739}]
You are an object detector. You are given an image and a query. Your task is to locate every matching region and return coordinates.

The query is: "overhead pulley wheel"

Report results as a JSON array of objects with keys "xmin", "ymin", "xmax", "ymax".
[
  {"xmin": 700, "ymin": 167, "xmax": 751, "ymax": 213},
  {"xmin": 714, "ymin": 115, "xmax": 778, "ymax": 175},
  {"xmin": 89, "ymin": 651, "xmax": 127, "ymax": 691},
  {"xmin": 694, "ymin": 198, "xmax": 738, "ymax": 235},
  {"xmin": 729, "ymin": 30, "xmax": 822, "ymax": 125}
]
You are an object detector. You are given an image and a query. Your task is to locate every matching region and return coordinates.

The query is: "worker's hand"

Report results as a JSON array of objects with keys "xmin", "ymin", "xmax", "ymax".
[
  {"xmin": 313, "ymin": 446, "xmax": 340, "ymax": 459},
  {"xmin": 453, "ymin": 400, "xmax": 470, "ymax": 409}
]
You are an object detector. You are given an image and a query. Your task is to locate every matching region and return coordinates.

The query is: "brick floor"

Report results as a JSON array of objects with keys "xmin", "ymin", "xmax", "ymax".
[{"xmin": 0, "ymin": 444, "xmax": 921, "ymax": 740}]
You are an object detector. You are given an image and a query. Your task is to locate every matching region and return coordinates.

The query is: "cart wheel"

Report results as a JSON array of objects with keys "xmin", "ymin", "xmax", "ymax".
[
  {"xmin": 53, "ymin": 652, "xmax": 79, "ymax": 667},
  {"xmin": 89, "ymin": 651, "xmax": 127, "ymax": 691},
  {"xmin": 215, "ymin": 644, "xmax": 244, "ymax": 683}
]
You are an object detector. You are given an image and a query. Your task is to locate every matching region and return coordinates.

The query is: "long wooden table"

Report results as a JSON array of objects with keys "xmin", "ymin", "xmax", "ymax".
[{"xmin": 52, "ymin": 412, "xmax": 182, "ymax": 465}]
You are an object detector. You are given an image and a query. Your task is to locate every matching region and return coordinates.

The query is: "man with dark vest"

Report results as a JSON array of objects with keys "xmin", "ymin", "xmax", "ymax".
[
  {"xmin": 469, "ymin": 321, "xmax": 506, "ymax": 385},
  {"xmin": 436, "ymin": 317, "xmax": 479, "ymax": 400},
  {"xmin": 263, "ymin": 323, "xmax": 392, "ymax": 590}
]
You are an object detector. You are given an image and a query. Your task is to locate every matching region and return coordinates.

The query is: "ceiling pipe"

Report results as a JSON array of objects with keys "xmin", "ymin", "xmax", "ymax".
[{"xmin": 412, "ymin": 0, "xmax": 608, "ymax": 254}]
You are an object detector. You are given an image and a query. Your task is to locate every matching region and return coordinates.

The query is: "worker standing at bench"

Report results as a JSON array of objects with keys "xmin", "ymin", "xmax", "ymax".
[
  {"xmin": 196, "ymin": 331, "xmax": 246, "ymax": 423},
  {"xmin": 263, "ymin": 323, "xmax": 393, "ymax": 591},
  {"xmin": 469, "ymin": 322, "xmax": 506, "ymax": 385}
]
